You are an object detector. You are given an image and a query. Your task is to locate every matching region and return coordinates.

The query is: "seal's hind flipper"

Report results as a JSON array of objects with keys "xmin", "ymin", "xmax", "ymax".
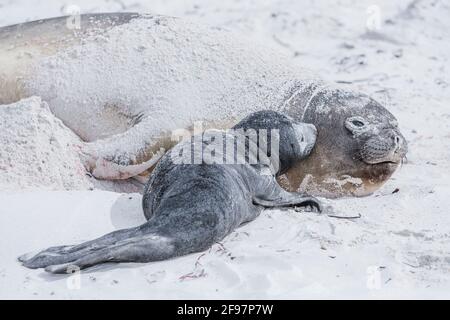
[
  {"xmin": 18, "ymin": 245, "xmax": 75, "ymax": 263},
  {"xmin": 20, "ymin": 225, "xmax": 181, "ymax": 273},
  {"xmin": 20, "ymin": 227, "xmax": 142, "ymax": 269},
  {"xmin": 253, "ymin": 193, "xmax": 322, "ymax": 212},
  {"xmin": 44, "ymin": 234, "xmax": 176, "ymax": 274}
]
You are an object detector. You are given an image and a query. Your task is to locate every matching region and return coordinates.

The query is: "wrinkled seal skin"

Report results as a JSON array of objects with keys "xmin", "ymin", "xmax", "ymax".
[
  {"xmin": 0, "ymin": 13, "xmax": 408, "ymax": 197},
  {"xmin": 19, "ymin": 111, "xmax": 321, "ymax": 273}
]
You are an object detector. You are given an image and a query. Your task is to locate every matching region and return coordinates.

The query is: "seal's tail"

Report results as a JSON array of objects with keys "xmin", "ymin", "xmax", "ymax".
[{"xmin": 19, "ymin": 224, "xmax": 187, "ymax": 274}]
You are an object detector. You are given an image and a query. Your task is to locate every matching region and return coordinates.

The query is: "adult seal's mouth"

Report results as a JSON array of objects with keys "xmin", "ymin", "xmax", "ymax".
[{"xmin": 349, "ymin": 117, "xmax": 408, "ymax": 166}]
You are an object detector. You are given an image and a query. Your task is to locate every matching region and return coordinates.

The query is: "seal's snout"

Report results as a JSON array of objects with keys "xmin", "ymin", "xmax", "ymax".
[
  {"xmin": 385, "ymin": 129, "xmax": 408, "ymax": 163},
  {"xmin": 392, "ymin": 131, "xmax": 408, "ymax": 157},
  {"xmin": 360, "ymin": 129, "xmax": 408, "ymax": 164}
]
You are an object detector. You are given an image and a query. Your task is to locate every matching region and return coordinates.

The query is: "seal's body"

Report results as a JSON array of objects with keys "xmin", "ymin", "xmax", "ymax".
[
  {"xmin": 20, "ymin": 111, "xmax": 320, "ymax": 273},
  {"xmin": 0, "ymin": 13, "xmax": 407, "ymax": 197}
]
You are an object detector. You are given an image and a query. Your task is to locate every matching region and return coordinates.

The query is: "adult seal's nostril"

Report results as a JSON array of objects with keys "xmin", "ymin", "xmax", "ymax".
[
  {"xmin": 389, "ymin": 131, "xmax": 408, "ymax": 160},
  {"xmin": 393, "ymin": 132, "xmax": 407, "ymax": 156},
  {"xmin": 394, "ymin": 136, "xmax": 404, "ymax": 154},
  {"xmin": 391, "ymin": 134, "xmax": 400, "ymax": 151}
]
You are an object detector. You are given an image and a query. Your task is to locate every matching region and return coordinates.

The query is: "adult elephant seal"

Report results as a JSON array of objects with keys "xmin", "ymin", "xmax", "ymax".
[
  {"xmin": 0, "ymin": 13, "xmax": 407, "ymax": 197},
  {"xmin": 19, "ymin": 111, "xmax": 321, "ymax": 273}
]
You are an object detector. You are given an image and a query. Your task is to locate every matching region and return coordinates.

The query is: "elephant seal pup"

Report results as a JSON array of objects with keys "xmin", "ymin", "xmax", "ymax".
[
  {"xmin": 19, "ymin": 111, "xmax": 321, "ymax": 273},
  {"xmin": 0, "ymin": 13, "xmax": 408, "ymax": 197}
]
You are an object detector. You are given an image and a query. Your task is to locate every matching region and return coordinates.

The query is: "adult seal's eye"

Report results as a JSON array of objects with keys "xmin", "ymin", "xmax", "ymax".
[
  {"xmin": 352, "ymin": 120, "xmax": 365, "ymax": 127},
  {"xmin": 345, "ymin": 116, "xmax": 368, "ymax": 133}
]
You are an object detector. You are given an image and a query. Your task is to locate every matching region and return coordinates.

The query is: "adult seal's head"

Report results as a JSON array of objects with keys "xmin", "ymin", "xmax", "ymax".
[{"xmin": 284, "ymin": 86, "xmax": 408, "ymax": 198}]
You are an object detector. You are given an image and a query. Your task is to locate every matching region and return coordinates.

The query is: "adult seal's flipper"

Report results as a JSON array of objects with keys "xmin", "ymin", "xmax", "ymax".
[
  {"xmin": 253, "ymin": 193, "xmax": 322, "ymax": 212},
  {"xmin": 79, "ymin": 116, "xmax": 173, "ymax": 180}
]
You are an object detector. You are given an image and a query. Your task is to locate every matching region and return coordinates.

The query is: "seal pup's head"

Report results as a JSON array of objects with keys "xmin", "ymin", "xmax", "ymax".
[
  {"xmin": 284, "ymin": 87, "xmax": 408, "ymax": 197},
  {"xmin": 233, "ymin": 110, "xmax": 317, "ymax": 175}
]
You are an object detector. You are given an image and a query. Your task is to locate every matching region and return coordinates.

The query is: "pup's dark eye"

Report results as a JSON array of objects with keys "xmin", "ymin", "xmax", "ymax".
[
  {"xmin": 352, "ymin": 120, "xmax": 365, "ymax": 127},
  {"xmin": 301, "ymin": 136, "xmax": 305, "ymax": 142}
]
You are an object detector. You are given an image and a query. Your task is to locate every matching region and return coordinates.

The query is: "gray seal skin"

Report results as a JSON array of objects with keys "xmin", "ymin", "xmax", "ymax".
[
  {"xmin": 0, "ymin": 13, "xmax": 408, "ymax": 197},
  {"xmin": 19, "ymin": 111, "xmax": 321, "ymax": 273}
]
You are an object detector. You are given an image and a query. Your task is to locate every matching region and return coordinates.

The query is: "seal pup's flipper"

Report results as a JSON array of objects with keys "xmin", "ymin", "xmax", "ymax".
[
  {"xmin": 18, "ymin": 245, "xmax": 75, "ymax": 263},
  {"xmin": 253, "ymin": 193, "xmax": 322, "ymax": 212},
  {"xmin": 20, "ymin": 224, "xmax": 199, "ymax": 273},
  {"xmin": 20, "ymin": 227, "xmax": 143, "ymax": 269},
  {"xmin": 44, "ymin": 234, "xmax": 176, "ymax": 274}
]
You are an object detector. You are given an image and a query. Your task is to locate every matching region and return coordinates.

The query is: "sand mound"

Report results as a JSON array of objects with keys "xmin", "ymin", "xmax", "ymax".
[
  {"xmin": 0, "ymin": 97, "xmax": 91, "ymax": 190},
  {"xmin": 0, "ymin": 97, "xmax": 142, "ymax": 192}
]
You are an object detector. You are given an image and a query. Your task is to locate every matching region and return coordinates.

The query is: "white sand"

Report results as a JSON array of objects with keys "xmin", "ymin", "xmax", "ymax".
[
  {"xmin": 0, "ymin": 0, "xmax": 449, "ymax": 299},
  {"xmin": 0, "ymin": 97, "xmax": 89, "ymax": 191}
]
